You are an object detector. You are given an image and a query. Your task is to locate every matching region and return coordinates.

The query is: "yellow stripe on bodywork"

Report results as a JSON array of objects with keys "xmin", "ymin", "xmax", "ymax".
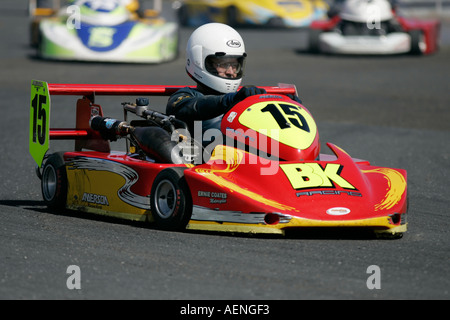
[{"xmin": 195, "ymin": 145, "xmax": 298, "ymax": 213}]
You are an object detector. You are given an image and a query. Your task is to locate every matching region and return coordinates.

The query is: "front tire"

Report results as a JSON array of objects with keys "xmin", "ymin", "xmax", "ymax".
[
  {"xmin": 150, "ymin": 168, "xmax": 192, "ymax": 231},
  {"xmin": 41, "ymin": 152, "xmax": 67, "ymax": 210}
]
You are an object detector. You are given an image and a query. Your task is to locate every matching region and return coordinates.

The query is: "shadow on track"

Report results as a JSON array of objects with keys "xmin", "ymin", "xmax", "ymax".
[{"xmin": 0, "ymin": 199, "xmax": 400, "ymax": 240}]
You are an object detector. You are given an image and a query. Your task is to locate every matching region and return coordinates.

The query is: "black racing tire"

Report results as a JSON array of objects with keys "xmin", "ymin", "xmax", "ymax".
[
  {"xmin": 150, "ymin": 167, "xmax": 192, "ymax": 231},
  {"xmin": 226, "ymin": 6, "xmax": 239, "ymax": 27},
  {"xmin": 41, "ymin": 152, "xmax": 67, "ymax": 210},
  {"xmin": 177, "ymin": 4, "xmax": 189, "ymax": 26},
  {"xmin": 267, "ymin": 17, "xmax": 285, "ymax": 28},
  {"xmin": 309, "ymin": 28, "xmax": 322, "ymax": 53},
  {"xmin": 409, "ymin": 29, "xmax": 426, "ymax": 55}
]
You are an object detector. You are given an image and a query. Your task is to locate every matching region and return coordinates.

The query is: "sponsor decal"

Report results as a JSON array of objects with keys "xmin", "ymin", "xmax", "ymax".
[
  {"xmin": 82, "ymin": 192, "xmax": 109, "ymax": 206},
  {"xmin": 90, "ymin": 105, "xmax": 100, "ymax": 117},
  {"xmin": 259, "ymin": 95, "xmax": 283, "ymax": 99},
  {"xmin": 296, "ymin": 190, "xmax": 362, "ymax": 197},
  {"xmin": 70, "ymin": 157, "xmax": 150, "ymax": 209},
  {"xmin": 198, "ymin": 191, "xmax": 228, "ymax": 204},
  {"xmin": 280, "ymin": 163, "xmax": 356, "ymax": 190},
  {"xmin": 226, "ymin": 39, "xmax": 241, "ymax": 48},
  {"xmin": 326, "ymin": 207, "xmax": 351, "ymax": 216},
  {"xmin": 104, "ymin": 118, "xmax": 116, "ymax": 129},
  {"xmin": 227, "ymin": 111, "xmax": 238, "ymax": 123}
]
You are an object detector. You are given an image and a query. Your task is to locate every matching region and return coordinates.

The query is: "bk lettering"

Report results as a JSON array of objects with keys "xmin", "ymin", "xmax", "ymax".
[{"xmin": 280, "ymin": 163, "xmax": 356, "ymax": 190}]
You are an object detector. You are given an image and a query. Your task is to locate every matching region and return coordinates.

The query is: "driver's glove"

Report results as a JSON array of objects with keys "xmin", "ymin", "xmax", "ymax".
[
  {"xmin": 222, "ymin": 86, "xmax": 267, "ymax": 111},
  {"xmin": 287, "ymin": 94, "xmax": 302, "ymax": 104}
]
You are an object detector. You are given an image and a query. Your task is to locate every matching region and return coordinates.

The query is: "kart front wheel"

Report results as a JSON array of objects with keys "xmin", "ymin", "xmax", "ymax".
[
  {"xmin": 150, "ymin": 168, "xmax": 192, "ymax": 231},
  {"xmin": 41, "ymin": 152, "xmax": 67, "ymax": 210}
]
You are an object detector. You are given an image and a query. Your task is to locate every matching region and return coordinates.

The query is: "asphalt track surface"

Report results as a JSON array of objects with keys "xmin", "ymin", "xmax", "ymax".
[{"xmin": 0, "ymin": 1, "xmax": 449, "ymax": 302}]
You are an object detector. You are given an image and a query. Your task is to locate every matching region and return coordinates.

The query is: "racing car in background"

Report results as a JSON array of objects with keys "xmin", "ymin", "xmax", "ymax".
[
  {"xmin": 308, "ymin": 0, "xmax": 440, "ymax": 55},
  {"xmin": 29, "ymin": 80, "xmax": 408, "ymax": 238},
  {"xmin": 29, "ymin": 0, "xmax": 179, "ymax": 63},
  {"xmin": 174, "ymin": 0, "xmax": 329, "ymax": 28}
]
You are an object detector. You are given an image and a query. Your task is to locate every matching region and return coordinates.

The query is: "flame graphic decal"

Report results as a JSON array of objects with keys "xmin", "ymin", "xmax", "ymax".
[
  {"xmin": 196, "ymin": 146, "xmax": 298, "ymax": 213},
  {"xmin": 70, "ymin": 157, "xmax": 150, "ymax": 209},
  {"xmin": 362, "ymin": 168, "xmax": 406, "ymax": 211}
]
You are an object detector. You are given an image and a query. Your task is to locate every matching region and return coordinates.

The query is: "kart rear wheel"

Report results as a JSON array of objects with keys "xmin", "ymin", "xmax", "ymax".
[
  {"xmin": 309, "ymin": 29, "xmax": 322, "ymax": 53},
  {"xmin": 150, "ymin": 168, "xmax": 192, "ymax": 231},
  {"xmin": 226, "ymin": 6, "xmax": 239, "ymax": 27},
  {"xmin": 267, "ymin": 17, "xmax": 284, "ymax": 28},
  {"xmin": 409, "ymin": 30, "xmax": 426, "ymax": 55},
  {"xmin": 41, "ymin": 152, "xmax": 67, "ymax": 210},
  {"xmin": 177, "ymin": 4, "xmax": 189, "ymax": 26}
]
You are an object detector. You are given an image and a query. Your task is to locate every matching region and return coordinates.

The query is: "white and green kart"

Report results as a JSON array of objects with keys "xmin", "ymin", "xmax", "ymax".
[{"xmin": 31, "ymin": 0, "xmax": 179, "ymax": 63}]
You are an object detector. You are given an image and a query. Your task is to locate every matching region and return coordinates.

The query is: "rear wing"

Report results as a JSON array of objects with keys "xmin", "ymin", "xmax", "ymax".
[{"xmin": 29, "ymin": 80, "xmax": 297, "ymax": 166}]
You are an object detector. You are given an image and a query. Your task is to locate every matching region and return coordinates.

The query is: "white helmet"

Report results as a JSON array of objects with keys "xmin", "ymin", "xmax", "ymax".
[
  {"xmin": 340, "ymin": 0, "xmax": 393, "ymax": 23},
  {"xmin": 185, "ymin": 23, "xmax": 247, "ymax": 94}
]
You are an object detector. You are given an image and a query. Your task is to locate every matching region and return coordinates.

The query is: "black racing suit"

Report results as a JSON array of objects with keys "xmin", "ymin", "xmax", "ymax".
[
  {"xmin": 166, "ymin": 87, "xmax": 235, "ymax": 131},
  {"xmin": 166, "ymin": 86, "xmax": 237, "ymax": 148}
]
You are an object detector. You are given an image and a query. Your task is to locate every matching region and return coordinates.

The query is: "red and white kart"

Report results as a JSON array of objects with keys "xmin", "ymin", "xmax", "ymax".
[
  {"xmin": 29, "ymin": 81, "xmax": 407, "ymax": 237},
  {"xmin": 308, "ymin": 0, "xmax": 440, "ymax": 55}
]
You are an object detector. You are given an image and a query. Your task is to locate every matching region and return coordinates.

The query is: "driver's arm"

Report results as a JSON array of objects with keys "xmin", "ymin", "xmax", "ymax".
[
  {"xmin": 167, "ymin": 86, "xmax": 266, "ymax": 123},
  {"xmin": 167, "ymin": 88, "xmax": 229, "ymax": 122}
]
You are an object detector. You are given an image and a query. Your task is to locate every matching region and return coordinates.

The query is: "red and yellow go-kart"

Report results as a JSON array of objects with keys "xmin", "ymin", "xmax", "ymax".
[{"xmin": 29, "ymin": 80, "xmax": 407, "ymax": 237}]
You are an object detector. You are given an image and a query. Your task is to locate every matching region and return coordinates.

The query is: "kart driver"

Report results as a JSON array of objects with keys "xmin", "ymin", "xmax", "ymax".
[{"xmin": 166, "ymin": 23, "xmax": 267, "ymax": 144}]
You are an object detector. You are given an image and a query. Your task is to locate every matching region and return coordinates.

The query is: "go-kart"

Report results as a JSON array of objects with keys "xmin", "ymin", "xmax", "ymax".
[
  {"xmin": 29, "ymin": 0, "xmax": 179, "ymax": 63},
  {"xmin": 29, "ymin": 80, "xmax": 408, "ymax": 238},
  {"xmin": 175, "ymin": 0, "xmax": 328, "ymax": 28},
  {"xmin": 308, "ymin": 0, "xmax": 440, "ymax": 55}
]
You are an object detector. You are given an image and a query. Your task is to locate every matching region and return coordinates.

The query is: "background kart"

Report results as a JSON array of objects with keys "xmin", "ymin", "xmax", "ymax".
[
  {"xmin": 308, "ymin": 1, "xmax": 440, "ymax": 55},
  {"xmin": 175, "ymin": 0, "xmax": 328, "ymax": 28},
  {"xmin": 30, "ymin": 81, "xmax": 407, "ymax": 238},
  {"xmin": 29, "ymin": 0, "xmax": 179, "ymax": 63}
]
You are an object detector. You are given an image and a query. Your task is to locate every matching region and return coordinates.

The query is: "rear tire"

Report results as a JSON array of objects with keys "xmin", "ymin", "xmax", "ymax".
[
  {"xmin": 226, "ymin": 6, "xmax": 238, "ymax": 27},
  {"xmin": 309, "ymin": 29, "xmax": 322, "ymax": 53},
  {"xmin": 41, "ymin": 152, "xmax": 67, "ymax": 210},
  {"xmin": 409, "ymin": 29, "xmax": 426, "ymax": 55},
  {"xmin": 150, "ymin": 168, "xmax": 192, "ymax": 231},
  {"xmin": 177, "ymin": 4, "xmax": 189, "ymax": 26}
]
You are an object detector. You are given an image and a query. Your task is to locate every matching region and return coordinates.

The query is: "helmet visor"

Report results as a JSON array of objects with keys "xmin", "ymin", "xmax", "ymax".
[{"xmin": 205, "ymin": 55, "xmax": 245, "ymax": 80}]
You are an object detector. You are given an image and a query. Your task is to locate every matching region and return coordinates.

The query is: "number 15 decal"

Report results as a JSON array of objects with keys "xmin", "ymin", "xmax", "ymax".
[
  {"xmin": 239, "ymin": 101, "xmax": 317, "ymax": 150},
  {"xmin": 261, "ymin": 103, "xmax": 310, "ymax": 132},
  {"xmin": 29, "ymin": 80, "xmax": 50, "ymax": 167},
  {"xmin": 31, "ymin": 93, "xmax": 47, "ymax": 145}
]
